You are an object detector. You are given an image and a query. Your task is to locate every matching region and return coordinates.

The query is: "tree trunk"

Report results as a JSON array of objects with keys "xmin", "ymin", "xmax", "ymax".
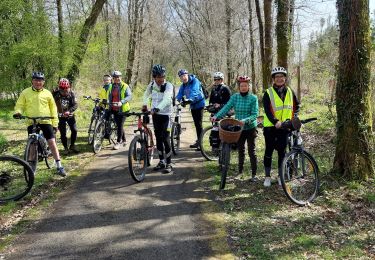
[
  {"xmin": 333, "ymin": 0, "xmax": 374, "ymax": 180},
  {"xmin": 56, "ymin": 0, "xmax": 64, "ymax": 73},
  {"xmin": 225, "ymin": 0, "xmax": 233, "ymax": 87},
  {"xmin": 104, "ymin": 1, "xmax": 111, "ymax": 73},
  {"xmin": 247, "ymin": 0, "xmax": 257, "ymax": 94},
  {"xmin": 276, "ymin": 0, "xmax": 289, "ymax": 69},
  {"xmin": 66, "ymin": 0, "xmax": 107, "ymax": 83},
  {"xmin": 254, "ymin": 0, "xmax": 266, "ymax": 91},
  {"xmin": 264, "ymin": 0, "xmax": 273, "ymax": 89}
]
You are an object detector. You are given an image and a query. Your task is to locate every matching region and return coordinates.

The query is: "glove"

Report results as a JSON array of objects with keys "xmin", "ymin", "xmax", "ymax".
[
  {"xmin": 102, "ymin": 99, "xmax": 107, "ymax": 105},
  {"xmin": 13, "ymin": 113, "xmax": 22, "ymax": 119},
  {"xmin": 181, "ymin": 102, "xmax": 186, "ymax": 108},
  {"xmin": 142, "ymin": 105, "xmax": 148, "ymax": 112}
]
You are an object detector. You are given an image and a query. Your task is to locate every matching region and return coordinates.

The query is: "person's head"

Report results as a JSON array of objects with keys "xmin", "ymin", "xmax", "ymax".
[
  {"xmin": 178, "ymin": 69, "xmax": 189, "ymax": 84},
  {"xmin": 237, "ymin": 75, "xmax": 251, "ymax": 93},
  {"xmin": 31, "ymin": 71, "xmax": 45, "ymax": 90},
  {"xmin": 213, "ymin": 72, "xmax": 224, "ymax": 86},
  {"xmin": 58, "ymin": 78, "xmax": 71, "ymax": 96},
  {"xmin": 112, "ymin": 70, "xmax": 122, "ymax": 84},
  {"xmin": 103, "ymin": 74, "xmax": 112, "ymax": 85},
  {"xmin": 152, "ymin": 64, "xmax": 166, "ymax": 85},
  {"xmin": 271, "ymin": 66, "xmax": 287, "ymax": 87}
]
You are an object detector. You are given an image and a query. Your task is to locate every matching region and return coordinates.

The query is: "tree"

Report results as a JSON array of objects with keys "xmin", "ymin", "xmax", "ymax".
[
  {"xmin": 333, "ymin": 0, "xmax": 374, "ymax": 180},
  {"xmin": 275, "ymin": 0, "xmax": 290, "ymax": 69},
  {"xmin": 263, "ymin": 0, "xmax": 273, "ymax": 88},
  {"xmin": 247, "ymin": 0, "xmax": 257, "ymax": 93}
]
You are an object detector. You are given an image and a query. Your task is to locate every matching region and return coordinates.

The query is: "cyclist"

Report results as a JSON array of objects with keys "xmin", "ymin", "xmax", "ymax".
[
  {"xmin": 106, "ymin": 70, "xmax": 132, "ymax": 150},
  {"xmin": 262, "ymin": 67, "xmax": 300, "ymax": 187},
  {"xmin": 176, "ymin": 69, "xmax": 205, "ymax": 151},
  {"xmin": 52, "ymin": 78, "xmax": 78, "ymax": 154},
  {"xmin": 209, "ymin": 72, "xmax": 231, "ymax": 111},
  {"xmin": 142, "ymin": 64, "xmax": 174, "ymax": 173},
  {"xmin": 99, "ymin": 74, "xmax": 112, "ymax": 104},
  {"xmin": 211, "ymin": 76, "xmax": 259, "ymax": 182},
  {"xmin": 14, "ymin": 72, "xmax": 66, "ymax": 176}
]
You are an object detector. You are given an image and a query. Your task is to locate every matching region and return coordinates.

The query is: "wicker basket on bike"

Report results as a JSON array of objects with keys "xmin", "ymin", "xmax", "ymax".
[{"xmin": 219, "ymin": 118, "xmax": 244, "ymax": 144}]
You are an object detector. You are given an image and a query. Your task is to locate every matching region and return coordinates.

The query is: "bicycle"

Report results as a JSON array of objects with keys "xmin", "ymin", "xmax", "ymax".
[
  {"xmin": 217, "ymin": 118, "xmax": 244, "ymax": 190},
  {"xmin": 170, "ymin": 102, "xmax": 184, "ymax": 155},
  {"xmin": 0, "ymin": 155, "xmax": 34, "ymax": 203},
  {"xmin": 125, "ymin": 111, "xmax": 155, "ymax": 182},
  {"xmin": 83, "ymin": 95, "xmax": 103, "ymax": 145},
  {"xmin": 14, "ymin": 115, "xmax": 56, "ymax": 173},
  {"xmin": 280, "ymin": 117, "xmax": 319, "ymax": 206}
]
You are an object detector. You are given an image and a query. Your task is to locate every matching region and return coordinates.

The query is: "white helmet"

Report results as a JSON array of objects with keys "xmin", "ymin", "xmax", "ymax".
[
  {"xmin": 213, "ymin": 72, "xmax": 224, "ymax": 80},
  {"xmin": 271, "ymin": 67, "xmax": 287, "ymax": 77},
  {"xmin": 112, "ymin": 70, "xmax": 122, "ymax": 77}
]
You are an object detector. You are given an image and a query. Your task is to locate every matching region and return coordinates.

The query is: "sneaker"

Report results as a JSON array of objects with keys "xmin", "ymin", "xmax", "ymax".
[
  {"xmin": 153, "ymin": 161, "xmax": 166, "ymax": 171},
  {"xmin": 69, "ymin": 145, "xmax": 79, "ymax": 153},
  {"xmin": 62, "ymin": 147, "xmax": 70, "ymax": 155},
  {"xmin": 163, "ymin": 164, "xmax": 173, "ymax": 174},
  {"xmin": 189, "ymin": 141, "xmax": 199, "ymax": 148},
  {"xmin": 264, "ymin": 177, "xmax": 271, "ymax": 187},
  {"xmin": 113, "ymin": 143, "xmax": 120, "ymax": 150},
  {"xmin": 56, "ymin": 167, "xmax": 67, "ymax": 177},
  {"xmin": 250, "ymin": 175, "xmax": 259, "ymax": 182}
]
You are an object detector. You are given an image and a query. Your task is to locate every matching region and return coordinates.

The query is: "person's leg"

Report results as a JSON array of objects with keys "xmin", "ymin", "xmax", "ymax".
[
  {"xmin": 247, "ymin": 128, "xmax": 258, "ymax": 179},
  {"xmin": 152, "ymin": 114, "xmax": 166, "ymax": 170},
  {"xmin": 114, "ymin": 111, "xmax": 123, "ymax": 143},
  {"xmin": 68, "ymin": 117, "xmax": 78, "ymax": 152},
  {"xmin": 160, "ymin": 115, "xmax": 173, "ymax": 173},
  {"xmin": 263, "ymin": 127, "xmax": 275, "ymax": 186},
  {"xmin": 237, "ymin": 130, "xmax": 248, "ymax": 174},
  {"xmin": 190, "ymin": 108, "xmax": 204, "ymax": 148},
  {"xmin": 58, "ymin": 119, "xmax": 68, "ymax": 150},
  {"xmin": 276, "ymin": 130, "xmax": 289, "ymax": 184}
]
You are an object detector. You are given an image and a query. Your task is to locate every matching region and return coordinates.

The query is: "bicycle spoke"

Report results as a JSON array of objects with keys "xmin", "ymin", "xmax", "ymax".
[{"xmin": 200, "ymin": 126, "xmax": 220, "ymax": 161}]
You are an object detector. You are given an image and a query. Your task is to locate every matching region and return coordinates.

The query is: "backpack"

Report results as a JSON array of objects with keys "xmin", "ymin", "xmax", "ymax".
[
  {"xmin": 200, "ymin": 83, "xmax": 209, "ymax": 99},
  {"xmin": 151, "ymin": 81, "xmax": 176, "ymax": 106}
]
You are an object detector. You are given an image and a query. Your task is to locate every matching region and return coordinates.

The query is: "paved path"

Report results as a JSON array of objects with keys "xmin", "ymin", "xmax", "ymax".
[{"xmin": 4, "ymin": 122, "xmax": 218, "ymax": 259}]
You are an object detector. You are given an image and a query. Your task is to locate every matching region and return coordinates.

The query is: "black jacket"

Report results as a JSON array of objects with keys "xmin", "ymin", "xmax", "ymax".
[
  {"xmin": 52, "ymin": 89, "xmax": 78, "ymax": 115},
  {"xmin": 209, "ymin": 84, "xmax": 231, "ymax": 107}
]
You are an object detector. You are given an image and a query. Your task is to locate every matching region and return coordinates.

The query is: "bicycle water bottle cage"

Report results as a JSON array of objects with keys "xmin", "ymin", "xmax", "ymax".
[{"xmin": 29, "ymin": 133, "xmax": 39, "ymax": 140}]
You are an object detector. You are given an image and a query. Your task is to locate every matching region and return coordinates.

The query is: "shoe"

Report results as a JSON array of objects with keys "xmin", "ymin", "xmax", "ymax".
[
  {"xmin": 250, "ymin": 175, "xmax": 259, "ymax": 182},
  {"xmin": 69, "ymin": 145, "xmax": 79, "ymax": 153},
  {"xmin": 113, "ymin": 143, "xmax": 120, "ymax": 150},
  {"xmin": 189, "ymin": 141, "xmax": 199, "ymax": 148},
  {"xmin": 163, "ymin": 164, "xmax": 173, "ymax": 174},
  {"xmin": 264, "ymin": 177, "xmax": 271, "ymax": 187},
  {"xmin": 153, "ymin": 161, "xmax": 166, "ymax": 171},
  {"xmin": 62, "ymin": 147, "xmax": 69, "ymax": 155},
  {"xmin": 56, "ymin": 167, "xmax": 67, "ymax": 177}
]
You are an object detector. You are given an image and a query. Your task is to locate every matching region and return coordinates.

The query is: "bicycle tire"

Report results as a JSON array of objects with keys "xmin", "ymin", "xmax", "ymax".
[
  {"xmin": 44, "ymin": 141, "xmax": 55, "ymax": 169},
  {"xmin": 171, "ymin": 122, "xmax": 181, "ymax": 155},
  {"xmin": 24, "ymin": 139, "xmax": 38, "ymax": 173},
  {"xmin": 93, "ymin": 121, "xmax": 105, "ymax": 154},
  {"xmin": 280, "ymin": 150, "xmax": 320, "ymax": 206},
  {"xmin": 0, "ymin": 155, "xmax": 34, "ymax": 203},
  {"xmin": 145, "ymin": 133, "xmax": 154, "ymax": 166},
  {"xmin": 128, "ymin": 136, "xmax": 147, "ymax": 182},
  {"xmin": 87, "ymin": 115, "xmax": 96, "ymax": 144},
  {"xmin": 109, "ymin": 117, "xmax": 117, "ymax": 145},
  {"xmin": 219, "ymin": 143, "xmax": 231, "ymax": 190},
  {"xmin": 200, "ymin": 126, "xmax": 220, "ymax": 161}
]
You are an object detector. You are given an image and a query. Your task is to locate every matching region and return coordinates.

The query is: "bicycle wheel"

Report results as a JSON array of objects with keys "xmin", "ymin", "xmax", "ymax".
[
  {"xmin": 200, "ymin": 126, "xmax": 220, "ymax": 161},
  {"xmin": 171, "ymin": 122, "xmax": 181, "ymax": 155},
  {"xmin": 128, "ymin": 136, "xmax": 147, "ymax": 182},
  {"xmin": 43, "ymin": 140, "xmax": 55, "ymax": 169},
  {"xmin": 87, "ymin": 115, "xmax": 97, "ymax": 144},
  {"xmin": 109, "ymin": 118, "xmax": 117, "ymax": 145},
  {"xmin": 24, "ymin": 139, "xmax": 38, "ymax": 173},
  {"xmin": 219, "ymin": 143, "xmax": 231, "ymax": 190},
  {"xmin": 145, "ymin": 133, "xmax": 154, "ymax": 166},
  {"xmin": 280, "ymin": 150, "xmax": 320, "ymax": 206},
  {"xmin": 93, "ymin": 121, "xmax": 105, "ymax": 154},
  {"xmin": 0, "ymin": 155, "xmax": 34, "ymax": 203}
]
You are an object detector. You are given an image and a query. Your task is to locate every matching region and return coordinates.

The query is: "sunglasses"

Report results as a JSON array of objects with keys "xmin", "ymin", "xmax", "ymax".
[{"xmin": 214, "ymin": 78, "xmax": 222, "ymax": 81}]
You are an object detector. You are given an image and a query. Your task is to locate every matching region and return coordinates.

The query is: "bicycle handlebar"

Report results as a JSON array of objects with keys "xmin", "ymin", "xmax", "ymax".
[
  {"xmin": 124, "ymin": 111, "xmax": 151, "ymax": 117},
  {"xmin": 13, "ymin": 115, "xmax": 54, "ymax": 120},
  {"xmin": 300, "ymin": 117, "xmax": 317, "ymax": 124}
]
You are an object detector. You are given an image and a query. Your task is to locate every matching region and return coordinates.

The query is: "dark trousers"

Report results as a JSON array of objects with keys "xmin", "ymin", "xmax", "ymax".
[
  {"xmin": 191, "ymin": 107, "xmax": 204, "ymax": 142},
  {"xmin": 263, "ymin": 127, "xmax": 289, "ymax": 176},
  {"xmin": 238, "ymin": 128, "xmax": 257, "ymax": 175},
  {"xmin": 152, "ymin": 114, "xmax": 171, "ymax": 164},
  {"xmin": 109, "ymin": 110, "xmax": 126, "ymax": 143},
  {"xmin": 58, "ymin": 117, "xmax": 78, "ymax": 148}
]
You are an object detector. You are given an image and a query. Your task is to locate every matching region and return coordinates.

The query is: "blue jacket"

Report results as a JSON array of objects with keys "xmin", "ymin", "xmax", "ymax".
[{"xmin": 176, "ymin": 74, "xmax": 205, "ymax": 110}]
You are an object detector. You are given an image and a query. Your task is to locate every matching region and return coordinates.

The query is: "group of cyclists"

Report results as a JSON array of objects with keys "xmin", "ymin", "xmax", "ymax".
[{"xmin": 12, "ymin": 64, "xmax": 299, "ymax": 187}]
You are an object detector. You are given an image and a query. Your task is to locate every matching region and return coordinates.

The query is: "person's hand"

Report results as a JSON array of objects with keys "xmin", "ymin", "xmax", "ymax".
[
  {"xmin": 13, "ymin": 113, "xmax": 22, "ymax": 119},
  {"xmin": 115, "ymin": 101, "xmax": 122, "ymax": 107},
  {"xmin": 214, "ymin": 103, "xmax": 220, "ymax": 108},
  {"xmin": 142, "ymin": 105, "xmax": 148, "ymax": 112},
  {"xmin": 210, "ymin": 116, "xmax": 217, "ymax": 123},
  {"xmin": 151, "ymin": 108, "xmax": 160, "ymax": 114},
  {"xmin": 275, "ymin": 121, "xmax": 282, "ymax": 129},
  {"xmin": 63, "ymin": 111, "xmax": 70, "ymax": 117}
]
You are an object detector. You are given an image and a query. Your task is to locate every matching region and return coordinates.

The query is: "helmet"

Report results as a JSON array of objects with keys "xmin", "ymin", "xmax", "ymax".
[
  {"xmin": 271, "ymin": 67, "xmax": 287, "ymax": 77},
  {"xmin": 213, "ymin": 72, "xmax": 224, "ymax": 80},
  {"xmin": 112, "ymin": 70, "xmax": 122, "ymax": 77},
  {"xmin": 58, "ymin": 78, "xmax": 70, "ymax": 89},
  {"xmin": 237, "ymin": 75, "xmax": 250, "ymax": 83},
  {"xmin": 32, "ymin": 72, "xmax": 45, "ymax": 80},
  {"xmin": 103, "ymin": 74, "xmax": 112, "ymax": 79},
  {"xmin": 178, "ymin": 69, "xmax": 188, "ymax": 77},
  {"xmin": 152, "ymin": 64, "xmax": 166, "ymax": 77}
]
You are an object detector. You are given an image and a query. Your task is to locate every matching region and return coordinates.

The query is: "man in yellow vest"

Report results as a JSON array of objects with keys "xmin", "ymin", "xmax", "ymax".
[{"xmin": 262, "ymin": 67, "xmax": 300, "ymax": 187}]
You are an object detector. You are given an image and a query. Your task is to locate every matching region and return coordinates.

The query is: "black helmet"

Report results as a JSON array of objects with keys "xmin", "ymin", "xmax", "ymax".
[
  {"xmin": 152, "ymin": 64, "xmax": 166, "ymax": 77},
  {"xmin": 32, "ymin": 71, "xmax": 45, "ymax": 80}
]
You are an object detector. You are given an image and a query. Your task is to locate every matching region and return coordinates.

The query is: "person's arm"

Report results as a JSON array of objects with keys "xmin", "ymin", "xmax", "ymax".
[
  {"xmin": 188, "ymin": 78, "xmax": 203, "ymax": 103},
  {"xmin": 156, "ymin": 83, "xmax": 173, "ymax": 110},
  {"xmin": 48, "ymin": 93, "xmax": 59, "ymax": 127},
  {"xmin": 291, "ymin": 89, "xmax": 300, "ymax": 115},
  {"xmin": 215, "ymin": 95, "xmax": 234, "ymax": 119},
  {"xmin": 176, "ymin": 84, "xmax": 184, "ymax": 101},
  {"xmin": 263, "ymin": 92, "xmax": 279, "ymax": 125},
  {"xmin": 69, "ymin": 92, "xmax": 78, "ymax": 113},
  {"xmin": 241, "ymin": 95, "xmax": 259, "ymax": 124},
  {"xmin": 209, "ymin": 86, "xmax": 215, "ymax": 104},
  {"xmin": 122, "ymin": 84, "xmax": 132, "ymax": 104},
  {"xmin": 221, "ymin": 86, "xmax": 231, "ymax": 106},
  {"xmin": 142, "ymin": 83, "xmax": 152, "ymax": 106},
  {"xmin": 14, "ymin": 91, "xmax": 26, "ymax": 115}
]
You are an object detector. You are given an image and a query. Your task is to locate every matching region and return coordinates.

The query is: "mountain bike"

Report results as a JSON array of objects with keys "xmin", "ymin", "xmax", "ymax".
[
  {"xmin": 280, "ymin": 117, "xmax": 319, "ymax": 206},
  {"xmin": 84, "ymin": 95, "xmax": 103, "ymax": 144},
  {"xmin": 171, "ymin": 102, "xmax": 183, "ymax": 155},
  {"xmin": 92, "ymin": 107, "xmax": 117, "ymax": 154},
  {"xmin": 0, "ymin": 155, "xmax": 34, "ymax": 203},
  {"xmin": 14, "ymin": 116, "xmax": 56, "ymax": 173},
  {"xmin": 125, "ymin": 111, "xmax": 155, "ymax": 182}
]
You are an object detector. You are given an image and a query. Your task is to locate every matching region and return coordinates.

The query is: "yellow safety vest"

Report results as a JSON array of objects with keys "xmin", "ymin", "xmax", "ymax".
[
  {"xmin": 107, "ymin": 81, "xmax": 131, "ymax": 112},
  {"xmin": 263, "ymin": 87, "xmax": 294, "ymax": 127}
]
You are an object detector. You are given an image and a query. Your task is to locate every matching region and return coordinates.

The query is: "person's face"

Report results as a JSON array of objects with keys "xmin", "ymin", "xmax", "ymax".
[
  {"xmin": 273, "ymin": 73, "xmax": 286, "ymax": 87},
  {"xmin": 179, "ymin": 74, "xmax": 189, "ymax": 84},
  {"xmin": 239, "ymin": 82, "xmax": 249, "ymax": 93},
  {"xmin": 154, "ymin": 75, "xmax": 165, "ymax": 86},
  {"xmin": 113, "ymin": 76, "xmax": 121, "ymax": 84},
  {"xmin": 213, "ymin": 78, "xmax": 223, "ymax": 86},
  {"xmin": 60, "ymin": 88, "xmax": 70, "ymax": 96},
  {"xmin": 32, "ymin": 78, "xmax": 45, "ymax": 90},
  {"xmin": 103, "ymin": 77, "xmax": 111, "ymax": 85}
]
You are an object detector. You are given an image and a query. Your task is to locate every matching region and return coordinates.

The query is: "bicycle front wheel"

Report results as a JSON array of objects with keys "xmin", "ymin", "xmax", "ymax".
[
  {"xmin": 44, "ymin": 144, "xmax": 55, "ymax": 169},
  {"xmin": 93, "ymin": 121, "xmax": 105, "ymax": 154},
  {"xmin": 24, "ymin": 139, "xmax": 38, "ymax": 173},
  {"xmin": 128, "ymin": 136, "xmax": 147, "ymax": 182},
  {"xmin": 281, "ymin": 150, "xmax": 320, "ymax": 206},
  {"xmin": 200, "ymin": 126, "xmax": 220, "ymax": 161},
  {"xmin": 171, "ymin": 122, "xmax": 181, "ymax": 155},
  {"xmin": 109, "ymin": 119, "xmax": 117, "ymax": 145},
  {"xmin": 219, "ymin": 143, "xmax": 231, "ymax": 190},
  {"xmin": 0, "ymin": 155, "xmax": 34, "ymax": 203},
  {"xmin": 87, "ymin": 116, "xmax": 97, "ymax": 144}
]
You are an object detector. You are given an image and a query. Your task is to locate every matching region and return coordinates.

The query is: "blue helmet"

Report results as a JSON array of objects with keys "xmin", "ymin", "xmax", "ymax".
[
  {"xmin": 178, "ymin": 69, "xmax": 188, "ymax": 77},
  {"xmin": 32, "ymin": 71, "xmax": 45, "ymax": 80},
  {"xmin": 152, "ymin": 64, "xmax": 166, "ymax": 77}
]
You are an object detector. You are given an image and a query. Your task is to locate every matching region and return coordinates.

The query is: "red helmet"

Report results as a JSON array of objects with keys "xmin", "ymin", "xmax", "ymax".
[
  {"xmin": 59, "ymin": 78, "xmax": 70, "ymax": 89},
  {"xmin": 237, "ymin": 75, "xmax": 250, "ymax": 83}
]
